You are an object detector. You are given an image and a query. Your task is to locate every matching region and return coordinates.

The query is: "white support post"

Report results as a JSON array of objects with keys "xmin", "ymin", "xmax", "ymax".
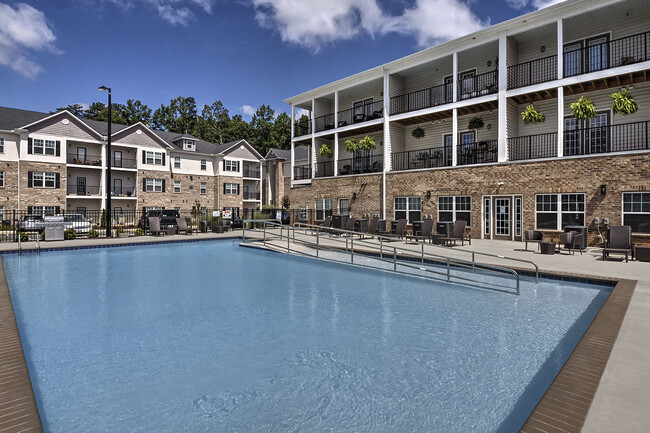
[
  {"xmin": 311, "ymin": 98, "xmax": 316, "ymax": 138},
  {"xmin": 498, "ymin": 31, "xmax": 508, "ymax": 162},
  {"xmin": 557, "ymin": 19, "xmax": 563, "ymax": 81},
  {"xmin": 557, "ymin": 86, "xmax": 564, "ymax": 158},
  {"xmin": 100, "ymin": 141, "xmax": 107, "ymax": 210},
  {"xmin": 333, "ymin": 132, "xmax": 339, "ymax": 176},
  {"xmin": 334, "ymin": 91, "xmax": 339, "ymax": 130},
  {"xmin": 259, "ymin": 160, "xmax": 263, "ymax": 206},
  {"xmin": 452, "ymin": 108, "xmax": 458, "ymax": 166},
  {"xmin": 383, "ymin": 69, "xmax": 390, "ymax": 220},
  {"xmin": 452, "ymin": 52, "xmax": 458, "ymax": 103},
  {"xmin": 290, "ymin": 104, "xmax": 295, "ymax": 138},
  {"xmin": 311, "ymin": 136, "xmax": 316, "ymax": 179},
  {"xmin": 290, "ymin": 141, "xmax": 295, "ymax": 185}
]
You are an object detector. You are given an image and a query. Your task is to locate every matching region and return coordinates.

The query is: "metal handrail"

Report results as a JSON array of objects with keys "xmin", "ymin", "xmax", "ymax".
[{"xmin": 243, "ymin": 220, "xmax": 525, "ymax": 295}]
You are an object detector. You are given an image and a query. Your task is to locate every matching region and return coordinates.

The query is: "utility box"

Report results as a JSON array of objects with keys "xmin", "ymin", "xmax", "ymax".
[
  {"xmin": 332, "ymin": 214, "xmax": 350, "ymax": 229},
  {"xmin": 390, "ymin": 220, "xmax": 401, "ymax": 234},
  {"xmin": 412, "ymin": 221, "xmax": 423, "ymax": 236},
  {"xmin": 436, "ymin": 221, "xmax": 453, "ymax": 236},
  {"xmin": 354, "ymin": 219, "xmax": 368, "ymax": 233},
  {"xmin": 45, "ymin": 225, "xmax": 65, "ymax": 241},
  {"xmin": 377, "ymin": 220, "xmax": 386, "ymax": 233},
  {"xmin": 565, "ymin": 225, "xmax": 587, "ymax": 249}
]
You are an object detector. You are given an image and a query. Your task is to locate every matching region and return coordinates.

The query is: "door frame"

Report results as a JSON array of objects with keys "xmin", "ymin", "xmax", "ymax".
[{"xmin": 481, "ymin": 194, "xmax": 524, "ymax": 241}]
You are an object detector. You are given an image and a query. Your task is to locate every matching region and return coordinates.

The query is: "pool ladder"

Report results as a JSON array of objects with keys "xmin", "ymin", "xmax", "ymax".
[{"xmin": 18, "ymin": 232, "xmax": 40, "ymax": 255}]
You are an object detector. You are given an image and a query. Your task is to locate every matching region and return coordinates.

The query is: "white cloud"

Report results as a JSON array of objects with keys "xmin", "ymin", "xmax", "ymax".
[
  {"xmin": 294, "ymin": 107, "xmax": 309, "ymax": 119},
  {"xmin": 249, "ymin": 0, "xmax": 487, "ymax": 51},
  {"xmin": 240, "ymin": 105, "xmax": 257, "ymax": 116},
  {"xmin": 0, "ymin": 2, "xmax": 59, "ymax": 79},
  {"xmin": 506, "ymin": 0, "xmax": 566, "ymax": 10},
  {"xmin": 101, "ymin": 0, "xmax": 215, "ymax": 25}
]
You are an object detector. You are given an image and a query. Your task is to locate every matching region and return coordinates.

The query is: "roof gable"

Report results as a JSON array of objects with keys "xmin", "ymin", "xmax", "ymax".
[
  {"xmin": 24, "ymin": 111, "xmax": 103, "ymax": 141},
  {"xmin": 112, "ymin": 123, "xmax": 171, "ymax": 149},
  {"xmin": 220, "ymin": 139, "xmax": 263, "ymax": 160}
]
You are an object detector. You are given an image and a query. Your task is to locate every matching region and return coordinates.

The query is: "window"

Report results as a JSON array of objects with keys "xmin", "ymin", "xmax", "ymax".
[
  {"xmin": 184, "ymin": 139, "xmax": 194, "ymax": 150},
  {"xmin": 0, "ymin": 171, "xmax": 4, "ymax": 187},
  {"xmin": 145, "ymin": 151, "xmax": 163, "ymax": 165},
  {"xmin": 31, "ymin": 206, "xmax": 57, "ymax": 216},
  {"xmin": 0, "ymin": 206, "xmax": 4, "ymax": 222},
  {"xmin": 32, "ymin": 139, "xmax": 56, "ymax": 155},
  {"xmin": 623, "ymin": 192, "xmax": 650, "ymax": 233},
  {"xmin": 223, "ymin": 207, "xmax": 239, "ymax": 217},
  {"xmin": 174, "ymin": 156, "xmax": 181, "ymax": 169},
  {"xmin": 201, "ymin": 159, "xmax": 207, "ymax": 170},
  {"xmin": 145, "ymin": 178, "xmax": 164, "ymax": 192},
  {"xmin": 224, "ymin": 160, "xmax": 238, "ymax": 172},
  {"xmin": 76, "ymin": 207, "xmax": 86, "ymax": 216},
  {"xmin": 535, "ymin": 193, "xmax": 585, "ymax": 230},
  {"xmin": 339, "ymin": 199, "xmax": 349, "ymax": 215},
  {"xmin": 30, "ymin": 171, "xmax": 58, "ymax": 188},
  {"xmin": 394, "ymin": 197, "xmax": 421, "ymax": 223},
  {"xmin": 315, "ymin": 198, "xmax": 333, "ymax": 220},
  {"xmin": 200, "ymin": 182, "xmax": 207, "ymax": 194},
  {"xmin": 174, "ymin": 181, "xmax": 181, "ymax": 193},
  {"xmin": 224, "ymin": 183, "xmax": 238, "ymax": 194},
  {"xmin": 438, "ymin": 196, "xmax": 471, "ymax": 226},
  {"xmin": 298, "ymin": 206, "xmax": 308, "ymax": 222},
  {"xmin": 0, "ymin": 138, "xmax": 4, "ymax": 153}
]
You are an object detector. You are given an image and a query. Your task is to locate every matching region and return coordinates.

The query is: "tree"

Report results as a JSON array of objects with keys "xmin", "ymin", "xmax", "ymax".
[
  {"xmin": 270, "ymin": 112, "xmax": 291, "ymax": 150},
  {"xmin": 250, "ymin": 104, "xmax": 275, "ymax": 154},
  {"xmin": 199, "ymin": 101, "xmax": 231, "ymax": 144},
  {"xmin": 225, "ymin": 114, "xmax": 252, "ymax": 143},
  {"xmin": 83, "ymin": 102, "xmax": 128, "ymax": 125},
  {"xmin": 54, "ymin": 104, "xmax": 85, "ymax": 118},
  {"xmin": 152, "ymin": 96, "xmax": 199, "ymax": 135},
  {"xmin": 122, "ymin": 99, "xmax": 152, "ymax": 125}
]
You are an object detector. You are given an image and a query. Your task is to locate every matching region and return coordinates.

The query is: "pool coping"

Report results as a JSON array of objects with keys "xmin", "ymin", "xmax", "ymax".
[{"xmin": 0, "ymin": 239, "xmax": 636, "ymax": 432}]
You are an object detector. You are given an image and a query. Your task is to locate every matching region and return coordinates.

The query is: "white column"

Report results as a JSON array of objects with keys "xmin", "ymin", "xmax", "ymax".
[
  {"xmin": 452, "ymin": 109, "xmax": 458, "ymax": 166},
  {"xmin": 100, "ymin": 141, "xmax": 107, "ymax": 210},
  {"xmin": 259, "ymin": 161, "xmax": 263, "ymax": 206},
  {"xmin": 334, "ymin": 91, "xmax": 339, "ymax": 129},
  {"xmin": 311, "ymin": 136, "xmax": 316, "ymax": 179},
  {"xmin": 557, "ymin": 19, "xmax": 563, "ymax": 81},
  {"xmin": 498, "ymin": 31, "xmax": 508, "ymax": 162},
  {"xmin": 452, "ymin": 52, "xmax": 458, "ymax": 103},
  {"xmin": 333, "ymin": 132, "xmax": 339, "ymax": 176},
  {"xmin": 290, "ymin": 141, "xmax": 295, "ymax": 185},
  {"xmin": 383, "ymin": 69, "xmax": 390, "ymax": 220},
  {"xmin": 290, "ymin": 104, "xmax": 295, "ymax": 138},
  {"xmin": 311, "ymin": 98, "xmax": 316, "ymax": 136},
  {"xmin": 557, "ymin": 86, "xmax": 564, "ymax": 158}
]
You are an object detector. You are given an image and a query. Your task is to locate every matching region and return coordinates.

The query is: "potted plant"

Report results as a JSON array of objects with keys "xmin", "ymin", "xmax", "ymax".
[
  {"xmin": 610, "ymin": 89, "xmax": 639, "ymax": 115},
  {"xmin": 468, "ymin": 116, "xmax": 484, "ymax": 130},
  {"xmin": 319, "ymin": 144, "xmax": 333, "ymax": 158},
  {"xmin": 411, "ymin": 126, "xmax": 425, "ymax": 139},
  {"xmin": 345, "ymin": 138, "xmax": 359, "ymax": 153},
  {"xmin": 571, "ymin": 96, "xmax": 597, "ymax": 120},
  {"xmin": 521, "ymin": 104, "xmax": 545, "ymax": 124},
  {"xmin": 359, "ymin": 135, "xmax": 376, "ymax": 151}
]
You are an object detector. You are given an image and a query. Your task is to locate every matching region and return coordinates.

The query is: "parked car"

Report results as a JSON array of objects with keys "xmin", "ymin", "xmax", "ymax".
[
  {"xmin": 138, "ymin": 209, "xmax": 180, "ymax": 230},
  {"xmin": 62, "ymin": 214, "xmax": 92, "ymax": 235},
  {"xmin": 18, "ymin": 215, "xmax": 45, "ymax": 232}
]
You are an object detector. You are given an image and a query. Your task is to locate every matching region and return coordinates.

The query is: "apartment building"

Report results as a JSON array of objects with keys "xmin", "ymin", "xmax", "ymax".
[
  {"xmin": 285, "ymin": 0, "xmax": 650, "ymax": 244},
  {"xmin": 0, "ymin": 106, "xmax": 264, "ymax": 218}
]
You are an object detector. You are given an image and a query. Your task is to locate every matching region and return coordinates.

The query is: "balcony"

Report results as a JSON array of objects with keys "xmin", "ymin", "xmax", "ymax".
[
  {"xmin": 67, "ymin": 184, "xmax": 101, "ymax": 196},
  {"xmin": 243, "ymin": 191, "xmax": 260, "ymax": 200},
  {"xmin": 337, "ymin": 154, "xmax": 383, "ymax": 176},
  {"xmin": 508, "ymin": 55, "xmax": 558, "ymax": 89},
  {"xmin": 315, "ymin": 161, "xmax": 334, "ymax": 178},
  {"xmin": 458, "ymin": 71, "xmax": 497, "ymax": 101},
  {"xmin": 457, "ymin": 140, "xmax": 498, "ymax": 165},
  {"xmin": 391, "ymin": 83, "xmax": 453, "ymax": 116},
  {"xmin": 111, "ymin": 157, "xmax": 137, "ymax": 169},
  {"xmin": 111, "ymin": 187, "xmax": 137, "ymax": 198},
  {"xmin": 392, "ymin": 146, "xmax": 452, "ymax": 171},
  {"xmin": 508, "ymin": 133, "xmax": 558, "ymax": 161},
  {"xmin": 67, "ymin": 153, "xmax": 102, "ymax": 166},
  {"xmin": 294, "ymin": 119, "xmax": 311, "ymax": 137},
  {"xmin": 337, "ymin": 101, "xmax": 384, "ymax": 128},
  {"xmin": 315, "ymin": 113, "xmax": 335, "ymax": 133},
  {"xmin": 294, "ymin": 164, "xmax": 311, "ymax": 180},
  {"xmin": 563, "ymin": 120, "xmax": 649, "ymax": 156},
  {"xmin": 243, "ymin": 168, "xmax": 261, "ymax": 178}
]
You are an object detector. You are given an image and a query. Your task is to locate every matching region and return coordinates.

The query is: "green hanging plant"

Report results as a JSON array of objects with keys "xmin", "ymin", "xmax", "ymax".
[
  {"xmin": 521, "ymin": 104, "xmax": 545, "ymax": 124},
  {"xmin": 359, "ymin": 135, "xmax": 376, "ymax": 151},
  {"xmin": 570, "ymin": 96, "xmax": 597, "ymax": 120},
  {"xmin": 411, "ymin": 126, "xmax": 425, "ymax": 139},
  {"xmin": 610, "ymin": 89, "xmax": 639, "ymax": 115},
  {"xmin": 468, "ymin": 116, "xmax": 484, "ymax": 130},
  {"xmin": 319, "ymin": 144, "xmax": 333, "ymax": 158},
  {"xmin": 345, "ymin": 138, "xmax": 359, "ymax": 153}
]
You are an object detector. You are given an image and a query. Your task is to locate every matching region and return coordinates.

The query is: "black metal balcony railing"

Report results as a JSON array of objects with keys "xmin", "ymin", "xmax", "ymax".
[
  {"xmin": 337, "ymin": 101, "xmax": 384, "ymax": 128},
  {"xmin": 111, "ymin": 187, "xmax": 137, "ymax": 197},
  {"xmin": 563, "ymin": 31, "xmax": 650, "ymax": 78},
  {"xmin": 243, "ymin": 192, "xmax": 260, "ymax": 200},
  {"xmin": 391, "ymin": 146, "xmax": 452, "ymax": 171},
  {"xmin": 294, "ymin": 164, "xmax": 311, "ymax": 180},
  {"xmin": 243, "ymin": 169, "xmax": 261, "ymax": 178},
  {"xmin": 458, "ymin": 71, "xmax": 498, "ymax": 100},
  {"xmin": 563, "ymin": 120, "xmax": 649, "ymax": 157},
  {"xmin": 508, "ymin": 55, "xmax": 558, "ymax": 89},
  {"xmin": 508, "ymin": 133, "xmax": 558, "ymax": 161},
  {"xmin": 111, "ymin": 157, "xmax": 137, "ymax": 169},
  {"xmin": 294, "ymin": 119, "xmax": 312, "ymax": 137},
  {"xmin": 391, "ymin": 83, "xmax": 453, "ymax": 116},
  {"xmin": 315, "ymin": 161, "xmax": 334, "ymax": 178},
  {"xmin": 67, "ymin": 184, "xmax": 101, "ymax": 195},
  {"xmin": 457, "ymin": 140, "xmax": 498, "ymax": 165},
  {"xmin": 315, "ymin": 113, "xmax": 335, "ymax": 133},
  {"xmin": 67, "ymin": 153, "xmax": 102, "ymax": 166},
  {"xmin": 337, "ymin": 154, "xmax": 383, "ymax": 175}
]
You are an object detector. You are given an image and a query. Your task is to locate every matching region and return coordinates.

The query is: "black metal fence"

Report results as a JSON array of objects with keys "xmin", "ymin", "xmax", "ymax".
[
  {"xmin": 314, "ymin": 113, "xmax": 335, "ymax": 133},
  {"xmin": 508, "ymin": 132, "xmax": 558, "ymax": 161},
  {"xmin": 563, "ymin": 120, "xmax": 649, "ymax": 156},
  {"xmin": 508, "ymin": 55, "xmax": 558, "ymax": 89},
  {"xmin": 337, "ymin": 154, "xmax": 383, "ymax": 175},
  {"xmin": 293, "ymin": 164, "xmax": 311, "ymax": 180},
  {"xmin": 390, "ymin": 83, "xmax": 452, "ymax": 115},
  {"xmin": 337, "ymin": 101, "xmax": 383, "ymax": 127},
  {"xmin": 315, "ymin": 161, "xmax": 334, "ymax": 178},
  {"xmin": 457, "ymin": 140, "xmax": 498, "ymax": 165},
  {"xmin": 391, "ymin": 146, "xmax": 452, "ymax": 171},
  {"xmin": 294, "ymin": 119, "xmax": 311, "ymax": 137},
  {"xmin": 458, "ymin": 71, "xmax": 497, "ymax": 100}
]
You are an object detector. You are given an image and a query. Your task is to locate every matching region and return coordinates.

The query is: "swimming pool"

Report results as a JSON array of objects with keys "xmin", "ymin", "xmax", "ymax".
[{"xmin": 4, "ymin": 240, "xmax": 611, "ymax": 432}]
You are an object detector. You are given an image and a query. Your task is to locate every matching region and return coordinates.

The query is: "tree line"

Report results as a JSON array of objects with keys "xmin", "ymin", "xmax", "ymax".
[{"xmin": 55, "ymin": 96, "xmax": 298, "ymax": 155}]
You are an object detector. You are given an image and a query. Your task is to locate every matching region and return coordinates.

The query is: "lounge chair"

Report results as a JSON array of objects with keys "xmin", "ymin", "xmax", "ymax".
[
  {"xmin": 148, "ymin": 216, "xmax": 165, "ymax": 236},
  {"xmin": 405, "ymin": 219, "xmax": 434, "ymax": 243},
  {"xmin": 603, "ymin": 226, "xmax": 633, "ymax": 262},
  {"xmin": 557, "ymin": 230, "xmax": 583, "ymax": 255},
  {"xmin": 176, "ymin": 217, "xmax": 190, "ymax": 235},
  {"xmin": 524, "ymin": 230, "xmax": 544, "ymax": 251},
  {"xmin": 438, "ymin": 220, "xmax": 467, "ymax": 246},
  {"xmin": 378, "ymin": 219, "xmax": 407, "ymax": 240},
  {"xmin": 366, "ymin": 217, "xmax": 379, "ymax": 236}
]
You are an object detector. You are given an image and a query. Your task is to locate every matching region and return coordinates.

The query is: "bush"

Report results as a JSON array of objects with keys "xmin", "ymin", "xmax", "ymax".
[
  {"xmin": 116, "ymin": 227, "xmax": 125, "ymax": 235},
  {"xmin": 15, "ymin": 232, "xmax": 29, "ymax": 242},
  {"xmin": 253, "ymin": 212, "xmax": 270, "ymax": 228},
  {"xmin": 521, "ymin": 104, "xmax": 545, "ymax": 124},
  {"xmin": 135, "ymin": 228, "xmax": 144, "ymax": 236},
  {"xmin": 281, "ymin": 195, "xmax": 291, "ymax": 210},
  {"xmin": 611, "ymin": 89, "xmax": 639, "ymax": 115},
  {"xmin": 571, "ymin": 96, "xmax": 597, "ymax": 120},
  {"xmin": 88, "ymin": 230, "xmax": 99, "ymax": 238},
  {"xmin": 64, "ymin": 229, "xmax": 77, "ymax": 240}
]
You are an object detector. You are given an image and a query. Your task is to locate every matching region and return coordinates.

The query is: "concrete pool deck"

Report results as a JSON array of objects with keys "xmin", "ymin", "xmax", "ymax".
[{"xmin": 0, "ymin": 231, "xmax": 647, "ymax": 431}]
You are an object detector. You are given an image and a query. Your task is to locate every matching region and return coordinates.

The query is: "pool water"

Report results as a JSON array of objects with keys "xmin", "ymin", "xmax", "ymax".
[{"xmin": 4, "ymin": 240, "xmax": 611, "ymax": 432}]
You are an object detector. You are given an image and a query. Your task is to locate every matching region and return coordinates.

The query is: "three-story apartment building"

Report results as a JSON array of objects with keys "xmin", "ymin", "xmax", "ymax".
[
  {"xmin": 0, "ymin": 107, "xmax": 264, "ymax": 219},
  {"xmin": 285, "ymin": 0, "xmax": 650, "ymax": 244}
]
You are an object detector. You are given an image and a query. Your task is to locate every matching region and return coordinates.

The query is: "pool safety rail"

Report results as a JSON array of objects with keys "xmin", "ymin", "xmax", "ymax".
[
  {"xmin": 242, "ymin": 220, "xmax": 537, "ymax": 295},
  {"xmin": 18, "ymin": 231, "xmax": 40, "ymax": 254}
]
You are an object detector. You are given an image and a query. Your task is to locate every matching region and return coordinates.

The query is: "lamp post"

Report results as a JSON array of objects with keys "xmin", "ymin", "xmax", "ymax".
[{"xmin": 98, "ymin": 85, "xmax": 112, "ymax": 237}]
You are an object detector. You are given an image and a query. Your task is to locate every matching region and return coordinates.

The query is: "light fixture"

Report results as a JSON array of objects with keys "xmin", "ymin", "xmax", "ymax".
[
  {"xmin": 487, "ymin": 124, "xmax": 492, "ymax": 130},
  {"xmin": 98, "ymin": 85, "xmax": 112, "ymax": 237},
  {"xmin": 540, "ymin": 45, "xmax": 546, "ymax": 53},
  {"xmin": 487, "ymin": 60, "xmax": 492, "ymax": 67},
  {"xmin": 426, "ymin": 190, "xmax": 431, "ymax": 199},
  {"xmin": 600, "ymin": 184, "xmax": 607, "ymax": 195},
  {"xmin": 497, "ymin": 181, "xmax": 505, "ymax": 186},
  {"xmin": 352, "ymin": 192, "xmax": 357, "ymax": 200}
]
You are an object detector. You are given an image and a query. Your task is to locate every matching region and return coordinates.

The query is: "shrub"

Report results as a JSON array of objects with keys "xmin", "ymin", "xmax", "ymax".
[
  {"xmin": 281, "ymin": 195, "xmax": 291, "ymax": 210},
  {"xmin": 135, "ymin": 228, "xmax": 145, "ymax": 236},
  {"xmin": 521, "ymin": 104, "xmax": 545, "ymax": 124},
  {"xmin": 611, "ymin": 89, "xmax": 639, "ymax": 115},
  {"xmin": 88, "ymin": 230, "xmax": 99, "ymax": 238},
  {"xmin": 116, "ymin": 227, "xmax": 125, "ymax": 235},
  {"xmin": 571, "ymin": 96, "xmax": 597, "ymax": 120},
  {"xmin": 64, "ymin": 229, "xmax": 77, "ymax": 240},
  {"xmin": 15, "ymin": 232, "xmax": 29, "ymax": 242},
  {"xmin": 319, "ymin": 144, "xmax": 333, "ymax": 158}
]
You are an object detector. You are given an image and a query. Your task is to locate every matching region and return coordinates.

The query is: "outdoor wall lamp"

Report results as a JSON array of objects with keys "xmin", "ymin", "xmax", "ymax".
[
  {"xmin": 426, "ymin": 190, "xmax": 431, "ymax": 199},
  {"xmin": 600, "ymin": 184, "xmax": 607, "ymax": 195},
  {"xmin": 352, "ymin": 192, "xmax": 357, "ymax": 200},
  {"xmin": 497, "ymin": 181, "xmax": 505, "ymax": 186}
]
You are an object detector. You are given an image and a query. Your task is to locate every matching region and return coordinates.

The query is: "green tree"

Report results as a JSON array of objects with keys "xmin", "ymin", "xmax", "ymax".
[
  {"xmin": 54, "ymin": 104, "xmax": 86, "ymax": 118},
  {"xmin": 270, "ymin": 112, "xmax": 291, "ymax": 150},
  {"xmin": 224, "ymin": 114, "xmax": 252, "ymax": 143},
  {"xmin": 122, "ymin": 99, "xmax": 152, "ymax": 125},
  {"xmin": 152, "ymin": 96, "xmax": 198, "ymax": 134},
  {"xmin": 199, "ymin": 101, "xmax": 231, "ymax": 144},
  {"xmin": 83, "ymin": 102, "xmax": 128, "ymax": 125},
  {"xmin": 250, "ymin": 104, "xmax": 275, "ymax": 154}
]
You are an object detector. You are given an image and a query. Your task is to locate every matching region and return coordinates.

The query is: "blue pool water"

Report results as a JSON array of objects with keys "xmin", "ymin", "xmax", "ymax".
[{"xmin": 4, "ymin": 240, "xmax": 611, "ymax": 432}]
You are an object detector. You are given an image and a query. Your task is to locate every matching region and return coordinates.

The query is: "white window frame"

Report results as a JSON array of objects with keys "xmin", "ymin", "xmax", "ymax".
[
  {"xmin": 315, "ymin": 198, "xmax": 332, "ymax": 220},
  {"xmin": 622, "ymin": 192, "xmax": 650, "ymax": 234},
  {"xmin": 535, "ymin": 193, "xmax": 585, "ymax": 230},
  {"xmin": 438, "ymin": 195, "xmax": 471, "ymax": 226},
  {"xmin": 145, "ymin": 178, "xmax": 163, "ymax": 192},
  {"xmin": 146, "ymin": 151, "xmax": 163, "ymax": 165},
  {"xmin": 184, "ymin": 139, "xmax": 194, "ymax": 150},
  {"xmin": 33, "ymin": 139, "xmax": 44, "ymax": 154},
  {"xmin": 224, "ymin": 160, "xmax": 238, "ymax": 172},
  {"xmin": 224, "ymin": 183, "xmax": 238, "ymax": 194},
  {"xmin": 32, "ymin": 206, "xmax": 57, "ymax": 216},
  {"xmin": 174, "ymin": 181, "xmax": 181, "ymax": 193},
  {"xmin": 200, "ymin": 182, "xmax": 207, "ymax": 194},
  {"xmin": 339, "ymin": 198, "xmax": 349, "ymax": 215},
  {"xmin": 200, "ymin": 159, "xmax": 207, "ymax": 170},
  {"xmin": 32, "ymin": 171, "xmax": 57, "ymax": 188},
  {"xmin": 174, "ymin": 156, "xmax": 181, "ymax": 169},
  {"xmin": 44, "ymin": 140, "xmax": 56, "ymax": 155},
  {"xmin": 394, "ymin": 196, "xmax": 422, "ymax": 223}
]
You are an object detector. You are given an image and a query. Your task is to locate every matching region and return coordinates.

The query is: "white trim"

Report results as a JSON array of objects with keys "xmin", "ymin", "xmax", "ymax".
[
  {"xmin": 534, "ymin": 192, "xmax": 586, "ymax": 230},
  {"xmin": 112, "ymin": 122, "xmax": 174, "ymax": 149}
]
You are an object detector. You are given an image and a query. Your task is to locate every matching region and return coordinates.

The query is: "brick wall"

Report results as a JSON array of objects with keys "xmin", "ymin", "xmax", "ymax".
[
  {"xmin": 0, "ymin": 162, "xmax": 19, "ymax": 212},
  {"xmin": 217, "ymin": 176, "xmax": 243, "ymax": 210},
  {"xmin": 19, "ymin": 161, "xmax": 66, "ymax": 209},
  {"xmin": 138, "ymin": 170, "xmax": 216, "ymax": 209}
]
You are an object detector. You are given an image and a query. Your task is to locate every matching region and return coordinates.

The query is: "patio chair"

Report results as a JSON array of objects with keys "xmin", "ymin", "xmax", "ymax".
[
  {"xmin": 438, "ymin": 220, "xmax": 467, "ymax": 246},
  {"xmin": 148, "ymin": 217, "xmax": 165, "ymax": 236},
  {"xmin": 405, "ymin": 219, "xmax": 434, "ymax": 243},
  {"xmin": 524, "ymin": 230, "xmax": 544, "ymax": 251},
  {"xmin": 176, "ymin": 217, "xmax": 190, "ymax": 235},
  {"xmin": 557, "ymin": 230, "xmax": 583, "ymax": 255},
  {"xmin": 318, "ymin": 216, "xmax": 332, "ymax": 233},
  {"xmin": 378, "ymin": 219, "xmax": 407, "ymax": 240},
  {"xmin": 603, "ymin": 226, "xmax": 633, "ymax": 262},
  {"xmin": 366, "ymin": 217, "xmax": 379, "ymax": 236}
]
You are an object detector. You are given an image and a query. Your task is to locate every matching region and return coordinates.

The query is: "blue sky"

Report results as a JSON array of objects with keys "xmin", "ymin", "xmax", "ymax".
[{"xmin": 0, "ymin": 0, "xmax": 560, "ymax": 120}]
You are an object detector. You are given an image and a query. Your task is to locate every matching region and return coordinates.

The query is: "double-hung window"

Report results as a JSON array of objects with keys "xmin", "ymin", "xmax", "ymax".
[
  {"xmin": 146, "ymin": 151, "xmax": 163, "ymax": 165},
  {"xmin": 174, "ymin": 181, "xmax": 181, "ymax": 193},
  {"xmin": 394, "ymin": 197, "xmax": 421, "ymax": 223},
  {"xmin": 174, "ymin": 156, "xmax": 181, "ymax": 169},
  {"xmin": 32, "ymin": 139, "xmax": 56, "ymax": 155},
  {"xmin": 31, "ymin": 206, "xmax": 57, "ymax": 216},
  {"xmin": 224, "ymin": 160, "xmax": 238, "ymax": 172},
  {"xmin": 438, "ymin": 196, "xmax": 471, "ymax": 225},
  {"xmin": 200, "ymin": 182, "xmax": 207, "ymax": 194},
  {"xmin": 623, "ymin": 192, "xmax": 650, "ymax": 233},
  {"xmin": 224, "ymin": 183, "xmax": 238, "ymax": 194},
  {"xmin": 315, "ymin": 198, "xmax": 332, "ymax": 220},
  {"xmin": 31, "ymin": 172, "xmax": 57, "ymax": 188},
  {"xmin": 145, "ymin": 178, "xmax": 163, "ymax": 192},
  {"xmin": 535, "ymin": 193, "xmax": 585, "ymax": 230},
  {"xmin": 201, "ymin": 159, "xmax": 207, "ymax": 170}
]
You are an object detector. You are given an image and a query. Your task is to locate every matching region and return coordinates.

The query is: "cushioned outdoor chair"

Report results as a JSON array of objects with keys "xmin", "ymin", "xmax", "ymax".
[
  {"xmin": 603, "ymin": 226, "xmax": 633, "ymax": 262},
  {"xmin": 438, "ymin": 220, "xmax": 468, "ymax": 246},
  {"xmin": 148, "ymin": 217, "xmax": 165, "ymax": 236},
  {"xmin": 524, "ymin": 230, "xmax": 544, "ymax": 251}
]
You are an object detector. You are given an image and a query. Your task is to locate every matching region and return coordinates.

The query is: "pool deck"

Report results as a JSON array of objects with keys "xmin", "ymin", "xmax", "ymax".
[{"xmin": 0, "ymin": 231, "xmax": 647, "ymax": 432}]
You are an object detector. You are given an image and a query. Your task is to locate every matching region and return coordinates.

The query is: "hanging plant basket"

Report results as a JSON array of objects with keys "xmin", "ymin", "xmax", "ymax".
[
  {"xmin": 359, "ymin": 135, "xmax": 376, "ymax": 151},
  {"xmin": 468, "ymin": 116, "xmax": 484, "ymax": 130},
  {"xmin": 319, "ymin": 144, "xmax": 333, "ymax": 158},
  {"xmin": 571, "ymin": 96, "xmax": 597, "ymax": 120},
  {"xmin": 610, "ymin": 89, "xmax": 639, "ymax": 115},
  {"xmin": 521, "ymin": 104, "xmax": 545, "ymax": 124},
  {"xmin": 411, "ymin": 126, "xmax": 425, "ymax": 139},
  {"xmin": 345, "ymin": 138, "xmax": 359, "ymax": 153}
]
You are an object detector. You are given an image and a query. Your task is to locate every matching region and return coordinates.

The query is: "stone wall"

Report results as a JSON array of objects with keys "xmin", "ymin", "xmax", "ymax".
[
  {"xmin": 138, "ymin": 170, "xmax": 216, "ymax": 209},
  {"xmin": 0, "ymin": 161, "xmax": 19, "ymax": 213},
  {"xmin": 19, "ymin": 161, "xmax": 66, "ymax": 209},
  {"xmin": 217, "ymin": 176, "xmax": 244, "ymax": 210}
]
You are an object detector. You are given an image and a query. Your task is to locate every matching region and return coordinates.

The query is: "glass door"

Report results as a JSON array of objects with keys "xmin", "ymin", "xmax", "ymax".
[
  {"xmin": 588, "ymin": 112, "xmax": 609, "ymax": 154},
  {"xmin": 564, "ymin": 117, "xmax": 581, "ymax": 156},
  {"xmin": 586, "ymin": 35, "xmax": 609, "ymax": 73},
  {"xmin": 494, "ymin": 197, "xmax": 511, "ymax": 239},
  {"xmin": 563, "ymin": 42, "xmax": 583, "ymax": 77},
  {"xmin": 444, "ymin": 76, "xmax": 453, "ymax": 103},
  {"xmin": 113, "ymin": 178, "xmax": 122, "ymax": 195},
  {"xmin": 459, "ymin": 70, "xmax": 476, "ymax": 98},
  {"xmin": 113, "ymin": 150, "xmax": 122, "ymax": 168},
  {"xmin": 77, "ymin": 147, "xmax": 86, "ymax": 163},
  {"xmin": 76, "ymin": 177, "xmax": 86, "ymax": 195},
  {"xmin": 443, "ymin": 134, "xmax": 453, "ymax": 167}
]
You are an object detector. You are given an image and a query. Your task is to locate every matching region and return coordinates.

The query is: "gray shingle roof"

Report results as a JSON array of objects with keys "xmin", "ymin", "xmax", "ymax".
[
  {"xmin": 0, "ymin": 106, "xmax": 50, "ymax": 130},
  {"xmin": 266, "ymin": 146, "xmax": 309, "ymax": 161}
]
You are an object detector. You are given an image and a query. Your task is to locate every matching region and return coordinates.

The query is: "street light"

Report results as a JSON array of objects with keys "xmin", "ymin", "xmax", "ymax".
[{"xmin": 98, "ymin": 85, "xmax": 112, "ymax": 237}]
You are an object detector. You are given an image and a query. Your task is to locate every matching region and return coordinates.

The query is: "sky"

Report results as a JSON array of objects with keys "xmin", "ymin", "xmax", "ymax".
[{"xmin": 0, "ymin": 0, "xmax": 564, "ymax": 121}]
